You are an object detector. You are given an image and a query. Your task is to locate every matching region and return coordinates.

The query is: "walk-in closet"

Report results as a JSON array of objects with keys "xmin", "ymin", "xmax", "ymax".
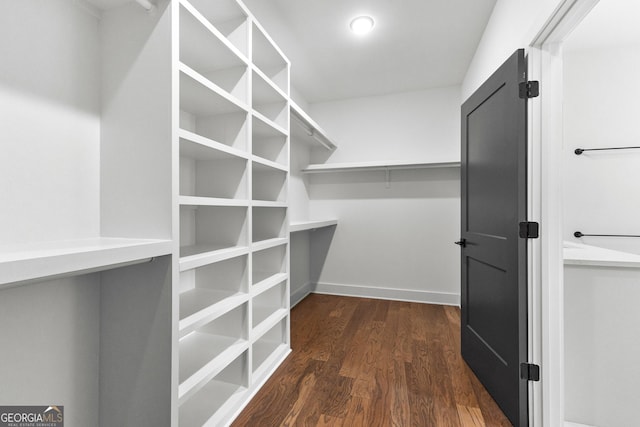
[{"xmin": 1, "ymin": 0, "xmax": 638, "ymax": 426}]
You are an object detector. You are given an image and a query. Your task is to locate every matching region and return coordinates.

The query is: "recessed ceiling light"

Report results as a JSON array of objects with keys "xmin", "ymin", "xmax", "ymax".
[{"xmin": 350, "ymin": 16, "xmax": 375, "ymax": 35}]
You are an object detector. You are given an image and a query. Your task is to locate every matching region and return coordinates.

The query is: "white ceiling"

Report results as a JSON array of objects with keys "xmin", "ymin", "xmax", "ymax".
[
  {"xmin": 86, "ymin": 0, "xmax": 497, "ymax": 103},
  {"xmin": 249, "ymin": 0, "xmax": 496, "ymax": 103},
  {"xmin": 565, "ymin": 0, "xmax": 640, "ymax": 51}
]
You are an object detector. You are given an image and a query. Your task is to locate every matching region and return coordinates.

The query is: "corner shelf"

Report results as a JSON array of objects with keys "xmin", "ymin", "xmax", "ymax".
[
  {"xmin": 302, "ymin": 160, "xmax": 461, "ymax": 174},
  {"xmin": 0, "ymin": 238, "xmax": 172, "ymax": 287},
  {"xmin": 290, "ymin": 101, "xmax": 337, "ymax": 151},
  {"xmin": 289, "ymin": 219, "xmax": 338, "ymax": 233}
]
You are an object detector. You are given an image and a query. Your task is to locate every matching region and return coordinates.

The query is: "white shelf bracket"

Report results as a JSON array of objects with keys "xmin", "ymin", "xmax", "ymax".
[{"xmin": 385, "ymin": 167, "xmax": 390, "ymax": 188}]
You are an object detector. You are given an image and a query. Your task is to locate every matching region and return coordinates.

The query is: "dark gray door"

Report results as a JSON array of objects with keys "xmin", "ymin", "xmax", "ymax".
[{"xmin": 459, "ymin": 49, "xmax": 529, "ymax": 426}]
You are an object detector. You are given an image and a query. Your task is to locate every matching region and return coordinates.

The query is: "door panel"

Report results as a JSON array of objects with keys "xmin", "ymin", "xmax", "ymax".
[{"xmin": 460, "ymin": 49, "xmax": 529, "ymax": 426}]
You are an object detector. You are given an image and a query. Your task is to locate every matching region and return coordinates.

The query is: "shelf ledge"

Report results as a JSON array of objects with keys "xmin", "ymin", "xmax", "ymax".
[
  {"xmin": 0, "ymin": 238, "xmax": 172, "ymax": 288},
  {"xmin": 302, "ymin": 160, "xmax": 461, "ymax": 174},
  {"xmin": 564, "ymin": 241, "xmax": 640, "ymax": 268},
  {"xmin": 289, "ymin": 219, "xmax": 338, "ymax": 233},
  {"xmin": 290, "ymin": 101, "xmax": 337, "ymax": 151}
]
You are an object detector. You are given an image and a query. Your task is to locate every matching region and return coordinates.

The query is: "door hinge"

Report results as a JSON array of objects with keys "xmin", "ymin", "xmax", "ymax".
[
  {"xmin": 519, "ymin": 221, "xmax": 539, "ymax": 239},
  {"xmin": 519, "ymin": 80, "xmax": 539, "ymax": 98},
  {"xmin": 520, "ymin": 363, "xmax": 540, "ymax": 381}
]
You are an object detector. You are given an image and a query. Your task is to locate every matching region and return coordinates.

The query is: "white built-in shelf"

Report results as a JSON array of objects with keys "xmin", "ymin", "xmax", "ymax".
[
  {"xmin": 0, "ymin": 238, "xmax": 172, "ymax": 287},
  {"xmin": 178, "ymin": 377, "xmax": 247, "ymax": 427},
  {"xmin": 289, "ymin": 219, "xmax": 338, "ymax": 233},
  {"xmin": 179, "ymin": 129, "xmax": 249, "ymax": 161},
  {"xmin": 252, "ymin": 272, "xmax": 287, "ymax": 296},
  {"xmin": 180, "ymin": 63, "xmax": 250, "ymax": 115},
  {"xmin": 252, "ymin": 341, "xmax": 289, "ymax": 379},
  {"xmin": 252, "ymin": 237, "xmax": 288, "ymax": 252},
  {"xmin": 179, "ymin": 0, "xmax": 249, "ymax": 68},
  {"xmin": 252, "ymin": 67, "xmax": 287, "ymax": 106},
  {"xmin": 180, "ymin": 245, "xmax": 250, "ymax": 272},
  {"xmin": 178, "ymin": 334, "xmax": 249, "ymax": 403},
  {"xmin": 253, "ymin": 156, "xmax": 288, "ymax": 173},
  {"xmin": 179, "ymin": 290, "xmax": 249, "ymax": 336},
  {"xmin": 252, "ymin": 111, "xmax": 288, "ymax": 137},
  {"xmin": 302, "ymin": 160, "xmax": 461, "ymax": 174},
  {"xmin": 290, "ymin": 100, "xmax": 337, "ymax": 151},
  {"xmin": 179, "ymin": 196, "xmax": 250, "ymax": 207},
  {"xmin": 563, "ymin": 241, "xmax": 640, "ymax": 268},
  {"xmin": 252, "ymin": 307, "xmax": 288, "ymax": 338},
  {"xmin": 252, "ymin": 200, "xmax": 287, "ymax": 208}
]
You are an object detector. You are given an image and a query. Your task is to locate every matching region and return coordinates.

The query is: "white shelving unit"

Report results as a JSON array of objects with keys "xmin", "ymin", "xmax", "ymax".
[
  {"xmin": 176, "ymin": 0, "xmax": 291, "ymax": 424},
  {"xmin": 1, "ymin": 0, "xmax": 290, "ymax": 426}
]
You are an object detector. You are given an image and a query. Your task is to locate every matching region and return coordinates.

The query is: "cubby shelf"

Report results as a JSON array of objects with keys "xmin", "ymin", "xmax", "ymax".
[
  {"xmin": 179, "ymin": 245, "xmax": 250, "ymax": 272},
  {"xmin": 180, "ymin": 63, "xmax": 250, "ymax": 115},
  {"xmin": 252, "ymin": 110, "xmax": 288, "ymax": 137},
  {"xmin": 180, "ymin": 0, "xmax": 249, "ymax": 66},
  {"xmin": 252, "ymin": 200, "xmax": 287, "ymax": 208},
  {"xmin": 179, "ymin": 196, "xmax": 250, "ymax": 207},
  {"xmin": 253, "ymin": 342, "xmax": 289, "ymax": 381},
  {"xmin": 0, "ymin": 238, "xmax": 172, "ymax": 287},
  {"xmin": 289, "ymin": 219, "xmax": 338, "ymax": 233},
  {"xmin": 253, "ymin": 155, "xmax": 288, "ymax": 172},
  {"xmin": 252, "ymin": 272, "xmax": 287, "ymax": 296},
  {"xmin": 252, "ymin": 307, "xmax": 288, "ymax": 339},
  {"xmin": 179, "ymin": 129, "xmax": 249, "ymax": 161},
  {"xmin": 290, "ymin": 101, "xmax": 337, "ymax": 151},
  {"xmin": 178, "ymin": 377, "xmax": 247, "ymax": 427},
  {"xmin": 302, "ymin": 160, "xmax": 461, "ymax": 173},
  {"xmin": 178, "ymin": 334, "xmax": 249, "ymax": 403},
  {"xmin": 179, "ymin": 290, "xmax": 249, "ymax": 336},
  {"xmin": 252, "ymin": 237, "xmax": 288, "ymax": 252}
]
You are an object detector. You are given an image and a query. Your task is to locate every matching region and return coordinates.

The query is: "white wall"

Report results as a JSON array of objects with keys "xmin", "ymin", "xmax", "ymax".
[
  {"xmin": 0, "ymin": 0, "xmax": 101, "ymax": 245},
  {"xmin": 563, "ymin": 45, "xmax": 640, "ymax": 254},
  {"xmin": 306, "ymin": 87, "xmax": 461, "ymax": 304},
  {"xmin": 310, "ymin": 87, "xmax": 460, "ymax": 164},
  {"xmin": 461, "ymin": 0, "xmax": 563, "ymax": 100},
  {"xmin": 0, "ymin": 275, "xmax": 101, "ymax": 426}
]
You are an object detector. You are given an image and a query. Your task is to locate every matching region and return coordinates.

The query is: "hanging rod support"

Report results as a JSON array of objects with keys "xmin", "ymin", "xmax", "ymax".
[
  {"xmin": 574, "ymin": 231, "xmax": 640, "ymax": 238},
  {"xmin": 135, "ymin": 0, "xmax": 155, "ymax": 11},
  {"xmin": 575, "ymin": 146, "xmax": 640, "ymax": 155}
]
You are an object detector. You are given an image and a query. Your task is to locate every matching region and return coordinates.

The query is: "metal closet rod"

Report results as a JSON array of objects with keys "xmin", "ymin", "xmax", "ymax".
[
  {"xmin": 574, "ymin": 146, "xmax": 640, "ymax": 155},
  {"xmin": 574, "ymin": 231, "xmax": 640, "ymax": 238}
]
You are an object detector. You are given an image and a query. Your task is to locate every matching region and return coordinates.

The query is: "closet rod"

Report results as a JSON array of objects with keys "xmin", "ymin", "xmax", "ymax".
[
  {"xmin": 574, "ymin": 146, "xmax": 640, "ymax": 155},
  {"xmin": 574, "ymin": 231, "xmax": 640, "ymax": 238}
]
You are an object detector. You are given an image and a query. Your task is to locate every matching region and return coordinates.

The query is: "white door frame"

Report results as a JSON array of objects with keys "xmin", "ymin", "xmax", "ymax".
[{"xmin": 526, "ymin": 1, "xmax": 600, "ymax": 426}]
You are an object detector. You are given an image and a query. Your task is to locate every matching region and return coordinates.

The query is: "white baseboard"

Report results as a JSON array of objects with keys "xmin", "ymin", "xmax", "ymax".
[
  {"xmin": 290, "ymin": 281, "xmax": 315, "ymax": 307},
  {"xmin": 312, "ymin": 281, "xmax": 460, "ymax": 306}
]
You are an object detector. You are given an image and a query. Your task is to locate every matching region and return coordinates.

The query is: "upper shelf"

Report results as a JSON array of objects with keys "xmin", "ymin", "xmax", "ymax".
[
  {"xmin": 0, "ymin": 238, "xmax": 173, "ymax": 287},
  {"xmin": 563, "ymin": 241, "xmax": 640, "ymax": 268},
  {"xmin": 302, "ymin": 160, "xmax": 461, "ymax": 174},
  {"xmin": 290, "ymin": 101, "xmax": 337, "ymax": 151},
  {"xmin": 289, "ymin": 219, "xmax": 338, "ymax": 233}
]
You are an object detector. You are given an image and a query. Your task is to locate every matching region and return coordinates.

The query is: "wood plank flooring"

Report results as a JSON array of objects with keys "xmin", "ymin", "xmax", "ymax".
[{"xmin": 232, "ymin": 294, "xmax": 512, "ymax": 427}]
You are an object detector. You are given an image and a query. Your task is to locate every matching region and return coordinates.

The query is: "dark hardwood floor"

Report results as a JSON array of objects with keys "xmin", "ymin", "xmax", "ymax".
[{"xmin": 232, "ymin": 294, "xmax": 511, "ymax": 426}]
